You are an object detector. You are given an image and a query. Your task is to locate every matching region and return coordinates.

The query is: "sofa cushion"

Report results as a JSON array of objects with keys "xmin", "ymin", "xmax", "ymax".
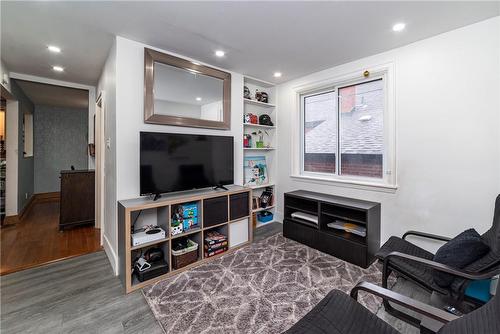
[{"xmin": 433, "ymin": 229, "xmax": 490, "ymax": 288}]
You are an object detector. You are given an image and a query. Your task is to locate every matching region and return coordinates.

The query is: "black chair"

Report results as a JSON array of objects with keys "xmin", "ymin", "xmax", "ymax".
[
  {"xmin": 375, "ymin": 194, "xmax": 500, "ymax": 326},
  {"xmin": 284, "ymin": 281, "xmax": 500, "ymax": 334}
]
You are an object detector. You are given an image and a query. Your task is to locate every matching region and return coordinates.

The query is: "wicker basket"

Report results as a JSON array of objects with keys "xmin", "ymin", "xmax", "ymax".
[{"xmin": 171, "ymin": 239, "xmax": 199, "ymax": 270}]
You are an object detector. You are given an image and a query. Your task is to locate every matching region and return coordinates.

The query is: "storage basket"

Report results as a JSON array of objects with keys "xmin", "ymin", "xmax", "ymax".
[
  {"xmin": 171, "ymin": 239, "xmax": 199, "ymax": 270},
  {"xmin": 257, "ymin": 211, "xmax": 274, "ymax": 223}
]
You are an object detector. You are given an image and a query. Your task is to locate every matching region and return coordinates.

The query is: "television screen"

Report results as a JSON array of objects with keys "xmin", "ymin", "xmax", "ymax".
[{"xmin": 140, "ymin": 132, "xmax": 234, "ymax": 195}]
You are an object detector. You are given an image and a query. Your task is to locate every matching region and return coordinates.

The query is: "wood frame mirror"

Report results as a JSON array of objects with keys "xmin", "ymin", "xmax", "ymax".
[{"xmin": 144, "ymin": 48, "xmax": 231, "ymax": 130}]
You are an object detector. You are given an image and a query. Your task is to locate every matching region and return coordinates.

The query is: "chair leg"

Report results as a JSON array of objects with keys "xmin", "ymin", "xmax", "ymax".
[{"xmin": 382, "ymin": 264, "xmax": 422, "ymax": 328}]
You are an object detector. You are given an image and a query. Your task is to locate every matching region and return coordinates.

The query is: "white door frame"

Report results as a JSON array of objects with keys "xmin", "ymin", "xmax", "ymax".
[
  {"xmin": 8, "ymin": 72, "xmax": 104, "ymax": 243},
  {"xmin": 95, "ymin": 92, "xmax": 105, "ymax": 245}
]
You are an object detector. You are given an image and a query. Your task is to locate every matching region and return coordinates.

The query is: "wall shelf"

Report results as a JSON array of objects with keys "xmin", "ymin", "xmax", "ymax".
[
  {"xmin": 243, "ymin": 147, "xmax": 275, "ymax": 150},
  {"xmin": 243, "ymin": 123, "xmax": 275, "ymax": 129},
  {"xmin": 244, "ymin": 98, "xmax": 275, "ymax": 108},
  {"xmin": 252, "ymin": 205, "xmax": 275, "ymax": 213},
  {"xmin": 130, "ymin": 237, "xmax": 169, "ymax": 251},
  {"xmin": 248, "ymin": 183, "xmax": 274, "ymax": 190}
]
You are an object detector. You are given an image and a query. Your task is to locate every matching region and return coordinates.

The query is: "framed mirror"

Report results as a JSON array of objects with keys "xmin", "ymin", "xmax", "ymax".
[{"xmin": 144, "ymin": 48, "xmax": 231, "ymax": 129}]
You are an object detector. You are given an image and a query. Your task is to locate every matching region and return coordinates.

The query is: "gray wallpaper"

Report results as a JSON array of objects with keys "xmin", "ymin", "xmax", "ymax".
[
  {"xmin": 34, "ymin": 105, "xmax": 88, "ymax": 193},
  {"xmin": 10, "ymin": 80, "xmax": 34, "ymax": 213}
]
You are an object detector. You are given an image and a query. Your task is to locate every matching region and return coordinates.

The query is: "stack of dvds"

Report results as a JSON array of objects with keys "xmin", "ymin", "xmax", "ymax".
[{"xmin": 204, "ymin": 231, "xmax": 228, "ymax": 258}]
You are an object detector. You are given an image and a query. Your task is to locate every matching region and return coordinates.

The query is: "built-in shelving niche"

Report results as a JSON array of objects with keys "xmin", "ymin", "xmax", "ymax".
[{"xmin": 243, "ymin": 76, "xmax": 277, "ymax": 229}]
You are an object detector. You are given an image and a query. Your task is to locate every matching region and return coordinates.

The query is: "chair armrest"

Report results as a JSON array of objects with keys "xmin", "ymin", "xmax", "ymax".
[
  {"xmin": 350, "ymin": 281, "xmax": 458, "ymax": 324},
  {"xmin": 402, "ymin": 230, "xmax": 451, "ymax": 242},
  {"xmin": 385, "ymin": 251, "xmax": 500, "ymax": 280}
]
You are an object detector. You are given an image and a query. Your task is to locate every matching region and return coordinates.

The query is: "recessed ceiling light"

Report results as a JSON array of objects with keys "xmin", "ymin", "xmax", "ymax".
[
  {"xmin": 273, "ymin": 72, "xmax": 282, "ymax": 78},
  {"xmin": 392, "ymin": 23, "xmax": 406, "ymax": 32},
  {"xmin": 215, "ymin": 50, "xmax": 225, "ymax": 57},
  {"xmin": 48, "ymin": 45, "xmax": 61, "ymax": 53},
  {"xmin": 52, "ymin": 66, "xmax": 64, "ymax": 72},
  {"xmin": 196, "ymin": 97, "xmax": 202, "ymax": 101}
]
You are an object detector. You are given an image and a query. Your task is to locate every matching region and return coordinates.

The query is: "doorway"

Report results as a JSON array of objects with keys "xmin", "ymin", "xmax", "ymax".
[{"xmin": 0, "ymin": 79, "xmax": 102, "ymax": 275}]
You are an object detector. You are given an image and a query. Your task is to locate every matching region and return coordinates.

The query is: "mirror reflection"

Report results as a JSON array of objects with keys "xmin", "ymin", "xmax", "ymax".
[{"xmin": 153, "ymin": 62, "xmax": 224, "ymax": 121}]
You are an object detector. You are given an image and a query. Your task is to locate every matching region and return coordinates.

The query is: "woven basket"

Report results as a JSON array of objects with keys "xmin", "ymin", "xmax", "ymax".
[{"xmin": 172, "ymin": 240, "xmax": 198, "ymax": 270}]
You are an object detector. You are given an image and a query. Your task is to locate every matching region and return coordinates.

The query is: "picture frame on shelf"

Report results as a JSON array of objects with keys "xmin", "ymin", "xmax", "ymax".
[{"xmin": 244, "ymin": 156, "xmax": 268, "ymax": 186}]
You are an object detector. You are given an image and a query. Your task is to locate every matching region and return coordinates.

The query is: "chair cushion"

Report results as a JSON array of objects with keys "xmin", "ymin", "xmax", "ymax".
[
  {"xmin": 433, "ymin": 229, "xmax": 490, "ymax": 288},
  {"xmin": 285, "ymin": 290, "xmax": 399, "ymax": 334},
  {"xmin": 376, "ymin": 236, "xmax": 450, "ymax": 294}
]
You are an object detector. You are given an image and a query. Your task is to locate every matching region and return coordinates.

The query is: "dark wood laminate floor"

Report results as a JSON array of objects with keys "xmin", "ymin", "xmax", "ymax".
[
  {"xmin": 1, "ymin": 221, "xmax": 418, "ymax": 334},
  {"xmin": 1, "ymin": 201, "xmax": 102, "ymax": 275}
]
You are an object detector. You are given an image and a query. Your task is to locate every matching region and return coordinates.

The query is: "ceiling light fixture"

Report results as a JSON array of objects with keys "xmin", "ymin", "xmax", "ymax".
[
  {"xmin": 196, "ymin": 97, "xmax": 202, "ymax": 101},
  {"xmin": 52, "ymin": 66, "xmax": 64, "ymax": 72},
  {"xmin": 215, "ymin": 50, "xmax": 225, "ymax": 57},
  {"xmin": 48, "ymin": 45, "xmax": 61, "ymax": 53},
  {"xmin": 273, "ymin": 72, "xmax": 282, "ymax": 78},
  {"xmin": 392, "ymin": 23, "xmax": 406, "ymax": 32}
]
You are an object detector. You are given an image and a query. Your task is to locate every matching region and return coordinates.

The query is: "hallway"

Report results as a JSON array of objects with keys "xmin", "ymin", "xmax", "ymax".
[{"xmin": 0, "ymin": 200, "xmax": 101, "ymax": 275}]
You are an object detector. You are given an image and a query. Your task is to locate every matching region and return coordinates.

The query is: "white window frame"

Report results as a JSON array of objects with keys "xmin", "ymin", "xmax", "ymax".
[{"xmin": 291, "ymin": 63, "xmax": 397, "ymax": 192}]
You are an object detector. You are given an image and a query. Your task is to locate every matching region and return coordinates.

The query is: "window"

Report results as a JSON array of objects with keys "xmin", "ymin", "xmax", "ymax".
[{"xmin": 300, "ymin": 75, "xmax": 392, "ymax": 186}]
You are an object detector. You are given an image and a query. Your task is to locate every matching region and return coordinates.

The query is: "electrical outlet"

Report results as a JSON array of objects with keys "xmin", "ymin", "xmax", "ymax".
[{"xmin": 25, "ymin": 193, "xmax": 28, "ymax": 199}]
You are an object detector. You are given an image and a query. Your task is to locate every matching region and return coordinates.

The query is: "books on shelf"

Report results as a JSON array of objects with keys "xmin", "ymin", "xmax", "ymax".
[
  {"xmin": 204, "ymin": 231, "xmax": 228, "ymax": 258},
  {"xmin": 205, "ymin": 247, "xmax": 228, "ymax": 258},
  {"xmin": 244, "ymin": 156, "xmax": 268, "ymax": 186},
  {"xmin": 327, "ymin": 221, "xmax": 367, "ymax": 237}
]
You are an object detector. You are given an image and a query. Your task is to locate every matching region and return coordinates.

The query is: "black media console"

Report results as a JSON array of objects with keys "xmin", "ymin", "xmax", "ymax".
[{"xmin": 283, "ymin": 190, "xmax": 381, "ymax": 268}]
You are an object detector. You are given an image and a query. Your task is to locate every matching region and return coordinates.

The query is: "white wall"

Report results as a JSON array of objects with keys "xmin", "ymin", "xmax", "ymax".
[
  {"xmin": 1, "ymin": 60, "xmax": 11, "ymax": 93},
  {"xmin": 276, "ymin": 17, "xmax": 500, "ymax": 252},
  {"xmin": 97, "ymin": 40, "xmax": 118, "ymax": 273},
  {"xmin": 100, "ymin": 36, "xmax": 244, "ymax": 274}
]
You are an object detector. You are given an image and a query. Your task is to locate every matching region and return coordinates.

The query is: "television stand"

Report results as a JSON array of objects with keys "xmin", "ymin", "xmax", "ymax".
[
  {"xmin": 118, "ymin": 185, "xmax": 252, "ymax": 293},
  {"xmin": 283, "ymin": 190, "xmax": 380, "ymax": 268},
  {"xmin": 152, "ymin": 193, "xmax": 162, "ymax": 201},
  {"xmin": 213, "ymin": 184, "xmax": 229, "ymax": 191}
]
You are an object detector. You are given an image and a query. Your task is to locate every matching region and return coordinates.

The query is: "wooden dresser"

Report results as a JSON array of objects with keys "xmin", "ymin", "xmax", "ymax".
[{"xmin": 59, "ymin": 170, "xmax": 95, "ymax": 230}]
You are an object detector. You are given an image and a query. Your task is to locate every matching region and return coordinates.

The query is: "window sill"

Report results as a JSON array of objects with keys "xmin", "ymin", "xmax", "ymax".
[{"xmin": 290, "ymin": 174, "xmax": 398, "ymax": 193}]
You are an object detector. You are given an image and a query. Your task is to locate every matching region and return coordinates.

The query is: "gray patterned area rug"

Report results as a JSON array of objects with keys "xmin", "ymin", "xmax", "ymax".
[{"xmin": 143, "ymin": 233, "xmax": 391, "ymax": 334}]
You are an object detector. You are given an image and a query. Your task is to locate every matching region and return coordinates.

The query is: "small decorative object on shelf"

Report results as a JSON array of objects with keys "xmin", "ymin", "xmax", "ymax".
[
  {"xmin": 255, "ymin": 89, "xmax": 269, "ymax": 103},
  {"xmin": 252, "ymin": 196, "xmax": 260, "ymax": 210},
  {"xmin": 244, "ymin": 86, "xmax": 251, "ymax": 100},
  {"xmin": 251, "ymin": 130, "xmax": 269, "ymax": 148},
  {"xmin": 259, "ymin": 114, "xmax": 273, "ymax": 126},
  {"xmin": 243, "ymin": 134, "xmax": 252, "ymax": 148},
  {"xmin": 244, "ymin": 155, "xmax": 268, "ymax": 186},
  {"xmin": 259, "ymin": 187, "xmax": 274, "ymax": 208},
  {"xmin": 244, "ymin": 113, "xmax": 258, "ymax": 124}
]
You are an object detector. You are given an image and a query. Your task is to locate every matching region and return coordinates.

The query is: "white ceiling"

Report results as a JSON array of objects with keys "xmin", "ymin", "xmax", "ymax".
[
  {"xmin": 1, "ymin": 2, "xmax": 498, "ymax": 86},
  {"xmin": 14, "ymin": 80, "xmax": 89, "ymax": 109}
]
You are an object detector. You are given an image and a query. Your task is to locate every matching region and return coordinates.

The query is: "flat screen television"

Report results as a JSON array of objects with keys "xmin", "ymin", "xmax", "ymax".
[{"xmin": 140, "ymin": 132, "xmax": 234, "ymax": 196}]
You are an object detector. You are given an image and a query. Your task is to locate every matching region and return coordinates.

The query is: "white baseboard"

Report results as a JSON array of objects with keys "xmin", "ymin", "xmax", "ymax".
[{"xmin": 103, "ymin": 234, "xmax": 118, "ymax": 276}]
